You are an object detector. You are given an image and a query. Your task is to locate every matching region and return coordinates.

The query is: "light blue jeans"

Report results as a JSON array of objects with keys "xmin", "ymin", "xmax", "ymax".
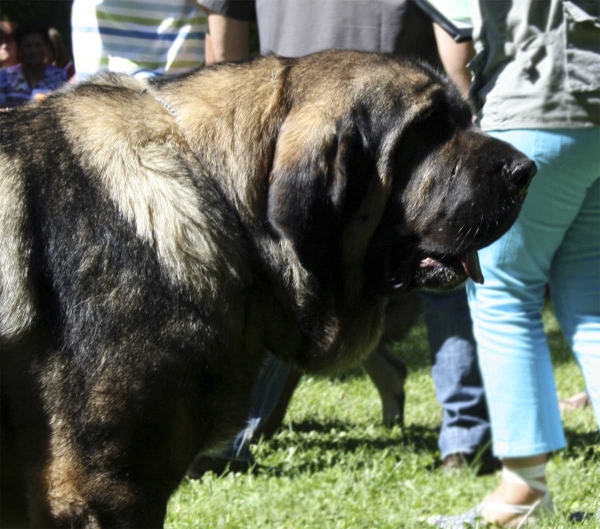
[{"xmin": 467, "ymin": 128, "xmax": 600, "ymax": 458}]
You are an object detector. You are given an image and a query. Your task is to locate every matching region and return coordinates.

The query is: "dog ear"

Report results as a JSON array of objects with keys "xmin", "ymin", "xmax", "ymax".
[{"xmin": 267, "ymin": 111, "xmax": 363, "ymax": 279}]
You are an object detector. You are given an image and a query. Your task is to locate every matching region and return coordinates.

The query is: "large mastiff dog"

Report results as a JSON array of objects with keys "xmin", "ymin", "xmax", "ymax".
[{"xmin": 0, "ymin": 50, "xmax": 535, "ymax": 527}]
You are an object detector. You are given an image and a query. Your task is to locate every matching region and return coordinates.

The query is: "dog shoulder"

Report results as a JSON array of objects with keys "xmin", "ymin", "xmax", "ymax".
[{"xmin": 53, "ymin": 80, "xmax": 247, "ymax": 291}]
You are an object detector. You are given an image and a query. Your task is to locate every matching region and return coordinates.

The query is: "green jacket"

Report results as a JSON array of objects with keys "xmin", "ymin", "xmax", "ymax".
[{"xmin": 470, "ymin": 0, "xmax": 600, "ymax": 129}]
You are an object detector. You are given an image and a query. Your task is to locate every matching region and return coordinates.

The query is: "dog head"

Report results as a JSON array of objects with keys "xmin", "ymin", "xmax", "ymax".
[{"xmin": 267, "ymin": 51, "xmax": 535, "ymax": 296}]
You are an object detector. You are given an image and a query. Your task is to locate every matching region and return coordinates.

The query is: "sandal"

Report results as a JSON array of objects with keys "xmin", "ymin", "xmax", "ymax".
[{"xmin": 427, "ymin": 464, "xmax": 554, "ymax": 528}]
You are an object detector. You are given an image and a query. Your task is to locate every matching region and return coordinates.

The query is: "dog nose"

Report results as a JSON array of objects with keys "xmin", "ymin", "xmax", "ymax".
[{"xmin": 508, "ymin": 160, "xmax": 537, "ymax": 189}]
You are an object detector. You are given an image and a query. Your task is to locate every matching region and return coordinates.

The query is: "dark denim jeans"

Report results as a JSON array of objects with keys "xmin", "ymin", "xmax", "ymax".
[
  {"xmin": 228, "ymin": 287, "xmax": 490, "ymax": 461},
  {"xmin": 422, "ymin": 288, "xmax": 491, "ymax": 459},
  {"xmin": 224, "ymin": 354, "xmax": 292, "ymax": 461}
]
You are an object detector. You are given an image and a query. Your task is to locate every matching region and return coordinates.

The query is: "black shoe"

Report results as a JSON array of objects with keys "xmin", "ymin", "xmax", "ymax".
[{"xmin": 442, "ymin": 450, "xmax": 501, "ymax": 476}]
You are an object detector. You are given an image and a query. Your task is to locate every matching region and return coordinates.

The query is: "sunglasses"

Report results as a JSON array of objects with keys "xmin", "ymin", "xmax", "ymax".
[{"xmin": 0, "ymin": 34, "xmax": 16, "ymax": 44}]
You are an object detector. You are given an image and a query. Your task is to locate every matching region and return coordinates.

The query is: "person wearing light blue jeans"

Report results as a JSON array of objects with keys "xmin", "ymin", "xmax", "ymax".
[
  {"xmin": 429, "ymin": 1, "xmax": 600, "ymax": 527},
  {"xmin": 433, "ymin": 127, "xmax": 600, "ymax": 528}
]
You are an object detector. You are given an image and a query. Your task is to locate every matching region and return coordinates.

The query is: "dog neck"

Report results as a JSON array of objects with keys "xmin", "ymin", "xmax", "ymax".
[
  {"xmin": 152, "ymin": 94, "xmax": 180, "ymax": 122},
  {"xmin": 153, "ymin": 58, "xmax": 290, "ymax": 225}
]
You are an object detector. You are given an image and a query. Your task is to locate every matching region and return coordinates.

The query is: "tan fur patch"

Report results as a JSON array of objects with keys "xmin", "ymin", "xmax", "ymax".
[
  {"xmin": 41, "ymin": 431, "xmax": 131, "ymax": 527},
  {"xmin": 165, "ymin": 60, "xmax": 289, "ymax": 222},
  {"xmin": 38, "ymin": 360, "xmax": 133, "ymax": 525},
  {"xmin": 0, "ymin": 154, "xmax": 37, "ymax": 339},
  {"xmin": 270, "ymin": 105, "xmax": 338, "ymax": 173},
  {"xmin": 59, "ymin": 82, "xmax": 241, "ymax": 295}
]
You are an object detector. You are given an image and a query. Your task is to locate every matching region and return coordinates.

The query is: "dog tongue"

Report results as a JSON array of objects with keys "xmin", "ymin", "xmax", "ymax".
[{"xmin": 460, "ymin": 250, "xmax": 484, "ymax": 284}]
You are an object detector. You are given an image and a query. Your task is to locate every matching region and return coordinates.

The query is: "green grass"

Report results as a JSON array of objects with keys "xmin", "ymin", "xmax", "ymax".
[{"xmin": 166, "ymin": 303, "xmax": 599, "ymax": 528}]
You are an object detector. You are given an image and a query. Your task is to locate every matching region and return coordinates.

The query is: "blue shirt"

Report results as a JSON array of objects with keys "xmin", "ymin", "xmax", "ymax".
[{"xmin": 0, "ymin": 64, "xmax": 67, "ymax": 108}]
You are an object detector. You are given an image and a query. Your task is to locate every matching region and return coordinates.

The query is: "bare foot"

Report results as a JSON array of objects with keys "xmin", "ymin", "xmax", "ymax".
[{"xmin": 559, "ymin": 390, "xmax": 590, "ymax": 412}]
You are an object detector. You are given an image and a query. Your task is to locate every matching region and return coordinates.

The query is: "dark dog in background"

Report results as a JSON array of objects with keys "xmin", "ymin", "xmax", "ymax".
[
  {"xmin": 237, "ymin": 296, "xmax": 420, "ymax": 453},
  {"xmin": 0, "ymin": 50, "xmax": 535, "ymax": 527}
]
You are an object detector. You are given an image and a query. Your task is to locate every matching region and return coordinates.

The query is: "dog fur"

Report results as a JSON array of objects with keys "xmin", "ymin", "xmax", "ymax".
[{"xmin": 0, "ymin": 50, "xmax": 535, "ymax": 527}]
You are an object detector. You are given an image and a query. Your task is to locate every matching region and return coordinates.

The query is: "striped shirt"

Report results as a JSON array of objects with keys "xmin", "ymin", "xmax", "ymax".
[{"xmin": 71, "ymin": 0, "xmax": 207, "ymax": 80}]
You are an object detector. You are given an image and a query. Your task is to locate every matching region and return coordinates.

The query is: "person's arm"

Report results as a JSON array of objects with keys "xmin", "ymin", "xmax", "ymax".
[
  {"xmin": 204, "ymin": 31, "xmax": 215, "ymax": 65},
  {"xmin": 205, "ymin": 11, "xmax": 249, "ymax": 65},
  {"xmin": 432, "ymin": 23, "xmax": 474, "ymax": 99}
]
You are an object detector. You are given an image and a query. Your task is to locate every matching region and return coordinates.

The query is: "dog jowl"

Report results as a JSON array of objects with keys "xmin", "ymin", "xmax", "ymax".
[{"xmin": 0, "ymin": 50, "xmax": 533, "ymax": 527}]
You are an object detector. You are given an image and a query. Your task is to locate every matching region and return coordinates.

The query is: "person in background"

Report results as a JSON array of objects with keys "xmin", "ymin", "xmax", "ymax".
[
  {"xmin": 0, "ymin": 21, "xmax": 19, "ymax": 108},
  {"xmin": 188, "ymin": 0, "xmax": 498, "ymax": 478},
  {"xmin": 428, "ymin": 1, "xmax": 599, "ymax": 527},
  {"xmin": 0, "ymin": 23, "xmax": 67, "ymax": 108},
  {"xmin": 0, "ymin": 21, "xmax": 19, "ymax": 68},
  {"xmin": 47, "ymin": 27, "xmax": 75, "ymax": 80},
  {"xmin": 71, "ymin": 0, "xmax": 208, "ymax": 81}
]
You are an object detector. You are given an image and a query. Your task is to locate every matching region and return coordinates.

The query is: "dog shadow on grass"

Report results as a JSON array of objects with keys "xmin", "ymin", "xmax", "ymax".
[
  {"xmin": 256, "ymin": 420, "xmax": 440, "ymax": 476},
  {"xmin": 255, "ymin": 419, "xmax": 598, "ymax": 478},
  {"xmin": 279, "ymin": 419, "xmax": 437, "ymax": 449}
]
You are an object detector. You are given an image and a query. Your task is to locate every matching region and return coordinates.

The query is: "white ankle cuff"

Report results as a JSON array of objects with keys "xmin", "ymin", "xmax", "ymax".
[{"xmin": 502, "ymin": 463, "xmax": 548, "ymax": 493}]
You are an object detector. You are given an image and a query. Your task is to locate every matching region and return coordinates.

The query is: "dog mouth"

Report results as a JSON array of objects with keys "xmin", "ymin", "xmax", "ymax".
[
  {"xmin": 417, "ymin": 249, "xmax": 483, "ymax": 285},
  {"xmin": 381, "ymin": 247, "xmax": 483, "ymax": 295}
]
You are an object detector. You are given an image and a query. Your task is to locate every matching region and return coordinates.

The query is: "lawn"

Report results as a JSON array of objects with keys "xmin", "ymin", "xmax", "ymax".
[{"xmin": 166, "ymin": 303, "xmax": 599, "ymax": 528}]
